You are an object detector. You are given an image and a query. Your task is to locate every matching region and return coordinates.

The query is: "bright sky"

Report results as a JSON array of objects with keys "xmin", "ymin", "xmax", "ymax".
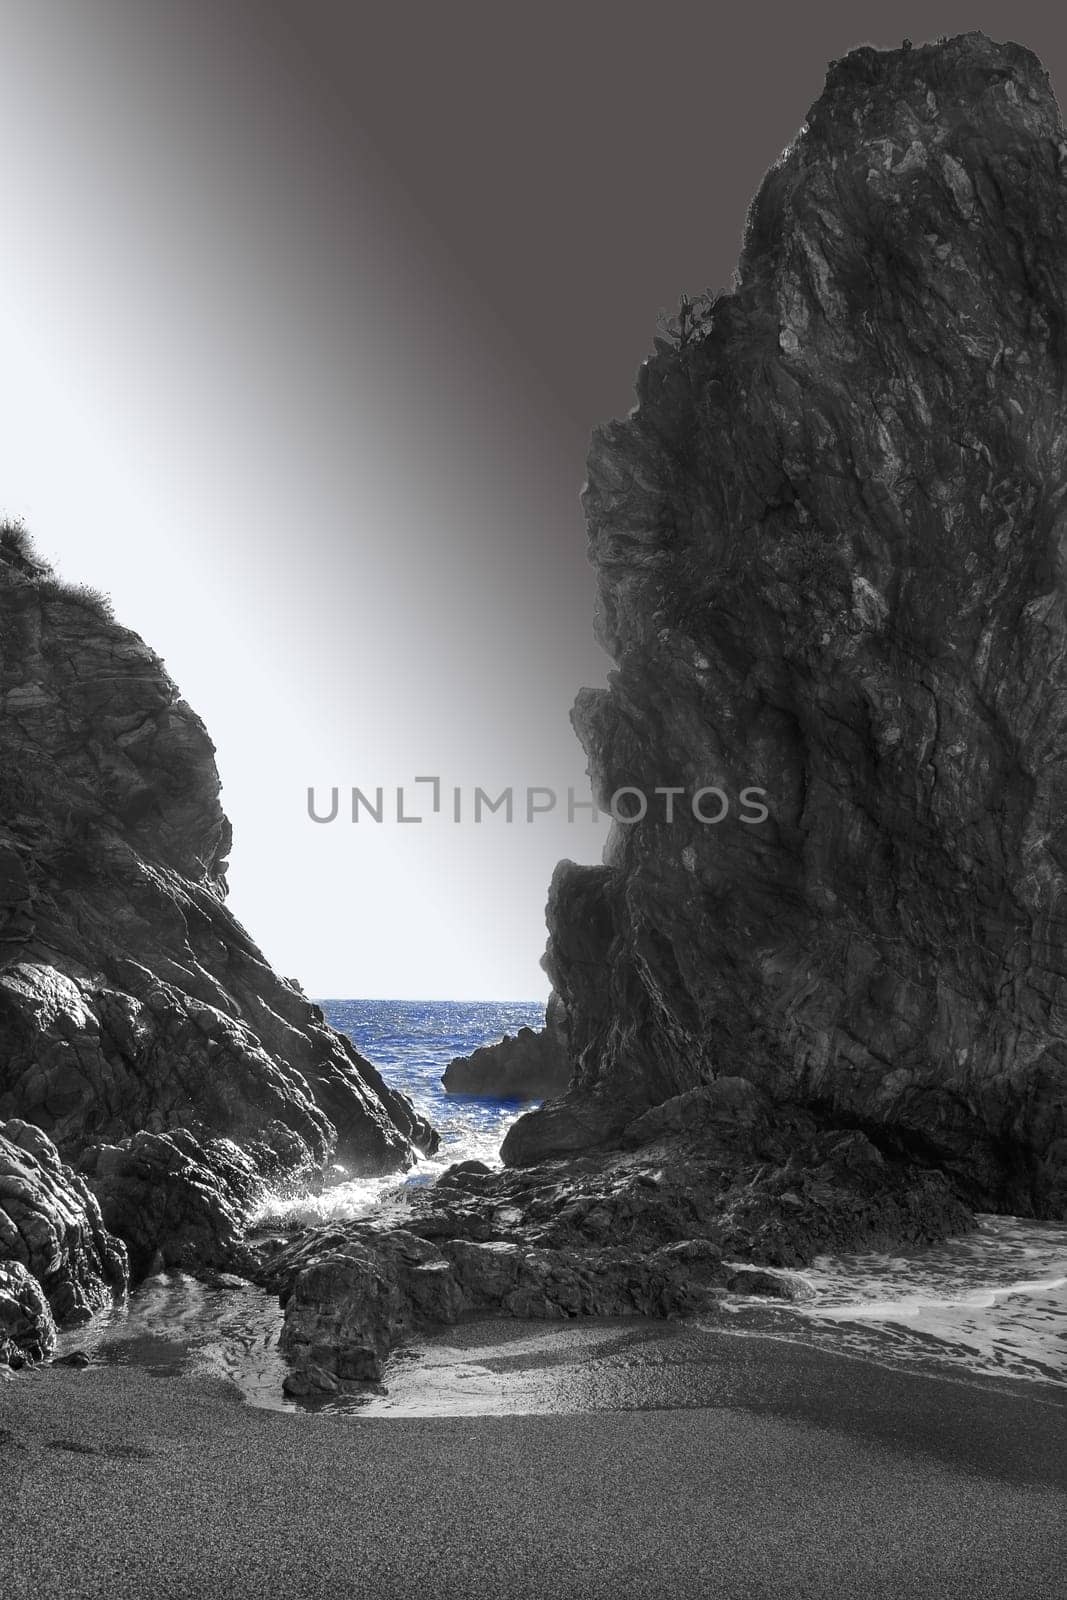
[
  {"xmin": 0, "ymin": 4, "xmax": 611, "ymax": 999},
  {"xmin": 11, "ymin": 3, "xmax": 1037, "ymax": 996}
]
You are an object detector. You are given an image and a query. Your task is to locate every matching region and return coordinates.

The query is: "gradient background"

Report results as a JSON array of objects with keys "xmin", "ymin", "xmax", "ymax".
[{"xmin": 2, "ymin": 1, "xmax": 1064, "ymax": 997}]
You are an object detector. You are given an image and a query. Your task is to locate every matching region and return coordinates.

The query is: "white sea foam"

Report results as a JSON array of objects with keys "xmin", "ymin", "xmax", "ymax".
[
  {"xmin": 252, "ymin": 1112, "xmax": 525, "ymax": 1230},
  {"xmin": 721, "ymin": 1216, "xmax": 1067, "ymax": 1385},
  {"xmin": 811, "ymin": 1275, "xmax": 1067, "ymax": 1322}
]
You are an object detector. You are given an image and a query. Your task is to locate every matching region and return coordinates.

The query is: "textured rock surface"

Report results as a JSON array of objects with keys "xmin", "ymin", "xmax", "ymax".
[
  {"xmin": 268, "ymin": 1076, "xmax": 971, "ymax": 1391},
  {"xmin": 79, "ymin": 1130, "xmax": 262, "ymax": 1278},
  {"xmin": 441, "ymin": 993, "xmax": 571, "ymax": 1100},
  {"xmin": 504, "ymin": 34, "xmax": 1067, "ymax": 1217},
  {"xmin": 0, "ymin": 1261, "xmax": 55, "ymax": 1367},
  {"xmin": 0, "ymin": 1120, "xmax": 127, "ymax": 1364},
  {"xmin": 0, "ymin": 529, "xmax": 437, "ymax": 1297}
]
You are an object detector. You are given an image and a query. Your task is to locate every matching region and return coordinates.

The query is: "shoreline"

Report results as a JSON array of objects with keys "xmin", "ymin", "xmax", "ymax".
[
  {"xmin": 358, "ymin": 1310, "xmax": 1067, "ymax": 1424},
  {"xmin": 2, "ymin": 1324, "xmax": 1064, "ymax": 1600},
  {"xmin": 47, "ymin": 1210, "xmax": 1067, "ymax": 1416}
]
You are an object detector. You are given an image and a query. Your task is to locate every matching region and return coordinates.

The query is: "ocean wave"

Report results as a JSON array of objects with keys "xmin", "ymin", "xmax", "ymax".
[{"xmin": 722, "ymin": 1216, "xmax": 1067, "ymax": 1386}]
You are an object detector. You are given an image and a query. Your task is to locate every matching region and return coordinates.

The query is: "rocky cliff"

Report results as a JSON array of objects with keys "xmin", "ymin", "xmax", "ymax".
[
  {"xmin": 0, "ymin": 525, "xmax": 437, "ymax": 1323},
  {"xmin": 503, "ymin": 33, "xmax": 1067, "ymax": 1219},
  {"xmin": 253, "ymin": 35, "xmax": 1067, "ymax": 1398}
]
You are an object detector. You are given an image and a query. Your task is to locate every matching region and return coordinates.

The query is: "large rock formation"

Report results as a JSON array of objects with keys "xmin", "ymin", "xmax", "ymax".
[
  {"xmin": 441, "ymin": 994, "xmax": 571, "ymax": 1100},
  {"xmin": 503, "ymin": 34, "xmax": 1067, "ymax": 1219},
  {"xmin": 0, "ymin": 524, "xmax": 437, "ymax": 1340}
]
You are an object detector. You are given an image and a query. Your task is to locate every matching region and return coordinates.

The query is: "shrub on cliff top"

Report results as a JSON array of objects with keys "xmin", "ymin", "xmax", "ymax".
[
  {"xmin": 0, "ymin": 517, "xmax": 35, "ymax": 567},
  {"xmin": 0, "ymin": 520, "xmax": 115, "ymax": 620},
  {"xmin": 31, "ymin": 575, "xmax": 115, "ymax": 621}
]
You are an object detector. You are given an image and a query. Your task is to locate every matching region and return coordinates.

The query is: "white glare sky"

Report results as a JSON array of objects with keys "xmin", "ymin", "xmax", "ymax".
[{"xmin": 0, "ymin": 3, "xmax": 612, "ymax": 998}]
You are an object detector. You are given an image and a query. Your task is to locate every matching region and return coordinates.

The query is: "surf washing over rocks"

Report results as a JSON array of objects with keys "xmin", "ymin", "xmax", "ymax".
[{"xmin": 53, "ymin": 1004, "xmax": 1067, "ymax": 1411}]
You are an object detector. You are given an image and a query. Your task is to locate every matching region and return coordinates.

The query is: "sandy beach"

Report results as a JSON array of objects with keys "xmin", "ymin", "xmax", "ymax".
[{"xmin": 2, "ymin": 1325, "xmax": 1064, "ymax": 1600}]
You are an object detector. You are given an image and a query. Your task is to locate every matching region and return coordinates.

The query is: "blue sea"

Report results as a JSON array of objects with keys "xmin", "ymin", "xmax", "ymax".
[
  {"xmin": 251, "ymin": 1000, "xmax": 546, "ymax": 1228},
  {"xmin": 325, "ymin": 995, "xmax": 545, "ymax": 1155},
  {"xmin": 56, "ymin": 1000, "xmax": 1067, "ymax": 1408}
]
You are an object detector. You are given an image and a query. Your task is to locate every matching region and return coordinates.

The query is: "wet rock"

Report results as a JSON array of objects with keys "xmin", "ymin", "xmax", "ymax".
[
  {"xmin": 52, "ymin": 1349, "xmax": 92, "ymax": 1368},
  {"xmin": 436, "ymin": 1160, "xmax": 495, "ymax": 1187},
  {"xmin": 282, "ymin": 1365, "xmax": 340, "ymax": 1398},
  {"xmin": 0, "ymin": 1260, "xmax": 56, "ymax": 1366},
  {"xmin": 504, "ymin": 33, "xmax": 1067, "ymax": 1219},
  {"xmin": 619, "ymin": 1078, "xmax": 770, "ymax": 1151},
  {"xmin": 725, "ymin": 1269, "xmax": 794, "ymax": 1298},
  {"xmin": 267, "ymin": 1111, "xmax": 972, "ymax": 1392},
  {"xmin": 0, "ymin": 1120, "xmax": 127, "ymax": 1351}
]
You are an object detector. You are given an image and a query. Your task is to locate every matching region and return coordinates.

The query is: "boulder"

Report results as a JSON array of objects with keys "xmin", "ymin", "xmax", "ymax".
[
  {"xmin": 273, "ymin": 1221, "xmax": 729, "ymax": 1392},
  {"xmin": 78, "ymin": 1129, "xmax": 262, "ymax": 1278},
  {"xmin": 267, "ymin": 1111, "xmax": 972, "ymax": 1393}
]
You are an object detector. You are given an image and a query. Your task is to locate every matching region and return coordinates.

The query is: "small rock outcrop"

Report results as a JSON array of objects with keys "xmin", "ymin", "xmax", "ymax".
[
  {"xmin": 502, "ymin": 34, "xmax": 1067, "ymax": 1218},
  {"xmin": 0, "ymin": 525, "xmax": 438, "ymax": 1350},
  {"xmin": 442, "ymin": 994, "xmax": 571, "ymax": 1100}
]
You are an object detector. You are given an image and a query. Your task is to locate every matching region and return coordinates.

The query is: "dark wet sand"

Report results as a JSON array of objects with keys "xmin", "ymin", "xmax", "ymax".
[{"xmin": 1, "ymin": 1326, "xmax": 1064, "ymax": 1600}]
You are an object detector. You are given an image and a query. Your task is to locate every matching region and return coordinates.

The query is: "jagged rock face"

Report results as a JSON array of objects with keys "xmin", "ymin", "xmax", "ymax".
[
  {"xmin": 0, "ymin": 541, "xmax": 437, "ymax": 1278},
  {"xmin": 505, "ymin": 35, "xmax": 1067, "ymax": 1216},
  {"xmin": 269, "ymin": 1081, "xmax": 972, "ymax": 1394},
  {"xmin": 441, "ymin": 994, "xmax": 571, "ymax": 1100},
  {"xmin": 0, "ymin": 1120, "xmax": 127, "ymax": 1363},
  {"xmin": 80, "ymin": 1129, "xmax": 263, "ymax": 1279},
  {"xmin": 276, "ymin": 1228, "xmax": 727, "ymax": 1394}
]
